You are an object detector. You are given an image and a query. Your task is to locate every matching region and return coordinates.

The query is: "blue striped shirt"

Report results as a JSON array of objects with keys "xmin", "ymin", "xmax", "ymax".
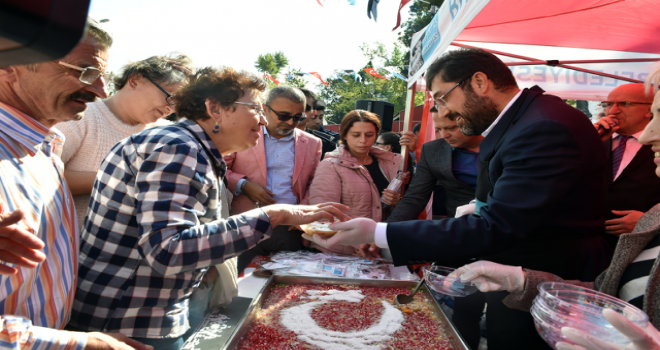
[{"xmin": 0, "ymin": 102, "xmax": 85, "ymax": 350}]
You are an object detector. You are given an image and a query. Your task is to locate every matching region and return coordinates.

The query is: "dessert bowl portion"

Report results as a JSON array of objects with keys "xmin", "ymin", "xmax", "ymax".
[{"xmin": 300, "ymin": 221, "xmax": 338, "ymax": 237}]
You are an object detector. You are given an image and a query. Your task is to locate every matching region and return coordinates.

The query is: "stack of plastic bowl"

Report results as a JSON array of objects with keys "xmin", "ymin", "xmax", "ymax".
[
  {"xmin": 422, "ymin": 265, "xmax": 479, "ymax": 297},
  {"xmin": 531, "ymin": 282, "xmax": 649, "ymax": 349}
]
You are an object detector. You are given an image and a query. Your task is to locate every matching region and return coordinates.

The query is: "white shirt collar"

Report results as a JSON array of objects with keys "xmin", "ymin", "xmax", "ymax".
[{"xmin": 481, "ymin": 89, "xmax": 524, "ymax": 137}]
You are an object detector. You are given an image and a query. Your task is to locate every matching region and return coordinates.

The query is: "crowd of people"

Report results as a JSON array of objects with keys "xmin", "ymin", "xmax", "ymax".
[{"xmin": 2, "ymin": 15, "xmax": 660, "ymax": 350}]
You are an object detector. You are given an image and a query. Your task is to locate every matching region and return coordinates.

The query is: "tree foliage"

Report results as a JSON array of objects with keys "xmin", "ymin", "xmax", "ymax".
[
  {"xmin": 254, "ymin": 51, "xmax": 306, "ymax": 89},
  {"xmin": 317, "ymin": 42, "xmax": 425, "ymax": 125}
]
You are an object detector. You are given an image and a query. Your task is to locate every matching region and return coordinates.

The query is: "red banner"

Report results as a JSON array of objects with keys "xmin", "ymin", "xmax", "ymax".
[
  {"xmin": 393, "ymin": 0, "xmax": 411, "ymax": 31},
  {"xmin": 263, "ymin": 74, "xmax": 280, "ymax": 86},
  {"xmin": 308, "ymin": 72, "xmax": 328, "ymax": 85},
  {"xmin": 363, "ymin": 68, "xmax": 389, "ymax": 80}
]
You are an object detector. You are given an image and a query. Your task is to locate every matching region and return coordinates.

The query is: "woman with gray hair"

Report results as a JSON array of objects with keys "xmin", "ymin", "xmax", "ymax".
[{"xmin": 56, "ymin": 54, "xmax": 193, "ymax": 230}]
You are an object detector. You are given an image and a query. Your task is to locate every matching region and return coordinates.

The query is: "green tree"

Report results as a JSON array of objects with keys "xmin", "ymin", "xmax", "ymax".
[
  {"xmin": 254, "ymin": 52, "xmax": 306, "ymax": 89},
  {"xmin": 317, "ymin": 42, "xmax": 425, "ymax": 125}
]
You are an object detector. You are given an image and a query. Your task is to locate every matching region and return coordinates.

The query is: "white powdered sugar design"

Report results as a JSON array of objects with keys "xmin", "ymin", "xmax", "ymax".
[{"xmin": 280, "ymin": 289, "xmax": 404, "ymax": 350}]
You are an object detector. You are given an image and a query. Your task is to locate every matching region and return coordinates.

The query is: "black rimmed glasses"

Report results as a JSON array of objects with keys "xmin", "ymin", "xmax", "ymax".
[
  {"xmin": 305, "ymin": 104, "xmax": 313, "ymax": 112},
  {"xmin": 235, "ymin": 101, "xmax": 265, "ymax": 116},
  {"xmin": 603, "ymin": 101, "xmax": 652, "ymax": 109},
  {"xmin": 58, "ymin": 61, "xmax": 109, "ymax": 85},
  {"xmin": 144, "ymin": 77, "xmax": 175, "ymax": 106},
  {"xmin": 435, "ymin": 74, "xmax": 473, "ymax": 109},
  {"xmin": 264, "ymin": 104, "xmax": 305, "ymax": 123}
]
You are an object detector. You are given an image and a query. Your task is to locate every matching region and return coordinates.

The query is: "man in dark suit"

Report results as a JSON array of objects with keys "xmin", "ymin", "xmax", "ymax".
[
  {"xmin": 594, "ymin": 83, "xmax": 660, "ymax": 249},
  {"xmin": 305, "ymin": 48, "xmax": 612, "ymax": 350},
  {"xmin": 388, "ymin": 105, "xmax": 482, "ymax": 221}
]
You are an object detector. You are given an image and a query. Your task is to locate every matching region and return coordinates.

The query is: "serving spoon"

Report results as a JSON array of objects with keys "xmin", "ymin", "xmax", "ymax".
[{"xmin": 394, "ymin": 278, "xmax": 425, "ymax": 305}]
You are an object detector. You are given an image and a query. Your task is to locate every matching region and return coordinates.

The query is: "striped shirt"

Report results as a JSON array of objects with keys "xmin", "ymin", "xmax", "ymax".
[
  {"xmin": 0, "ymin": 102, "xmax": 85, "ymax": 349},
  {"xmin": 69, "ymin": 119, "xmax": 273, "ymax": 338},
  {"xmin": 617, "ymin": 233, "xmax": 660, "ymax": 309}
]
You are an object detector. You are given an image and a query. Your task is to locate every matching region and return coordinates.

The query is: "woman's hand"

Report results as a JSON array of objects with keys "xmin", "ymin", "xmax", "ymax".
[
  {"xmin": 450, "ymin": 261, "xmax": 527, "ymax": 293},
  {"xmin": 399, "ymin": 131, "xmax": 417, "ymax": 150},
  {"xmin": 358, "ymin": 243, "xmax": 381, "ymax": 261},
  {"xmin": 400, "ymin": 171, "xmax": 411, "ymax": 185},
  {"xmin": 557, "ymin": 309, "xmax": 660, "ymax": 350},
  {"xmin": 381, "ymin": 189, "xmax": 401, "ymax": 207},
  {"xmin": 262, "ymin": 203, "xmax": 351, "ymax": 228}
]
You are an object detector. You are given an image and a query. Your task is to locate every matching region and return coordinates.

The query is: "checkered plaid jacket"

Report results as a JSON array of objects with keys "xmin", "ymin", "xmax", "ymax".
[{"xmin": 69, "ymin": 119, "xmax": 272, "ymax": 338}]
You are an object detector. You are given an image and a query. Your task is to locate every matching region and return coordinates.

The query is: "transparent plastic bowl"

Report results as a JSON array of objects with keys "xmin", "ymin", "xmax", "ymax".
[
  {"xmin": 422, "ymin": 265, "xmax": 479, "ymax": 297},
  {"xmin": 531, "ymin": 282, "xmax": 649, "ymax": 349}
]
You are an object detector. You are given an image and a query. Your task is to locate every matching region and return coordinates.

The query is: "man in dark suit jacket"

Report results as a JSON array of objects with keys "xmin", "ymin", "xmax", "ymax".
[
  {"xmin": 388, "ymin": 105, "xmax": 482, "ymax": 220},
  {"xmin": 305, "ymin": 48, "xmax": 612, "ymax": 350},
  {"xmin": 594, "ymin": 83, "xmax": 660, "ymax": 249}
]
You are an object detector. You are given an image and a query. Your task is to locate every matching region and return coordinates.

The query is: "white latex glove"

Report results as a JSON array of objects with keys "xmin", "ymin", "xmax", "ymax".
[
  {"xmin": 557, "ymin": 309, "xmax": 660, "ymax": 350},
  {"xmin": 455, "ymin": 203, "xmax": 476, "ymax": 218},
  {"xmin": 451, "ymin": 260, "xmax": 526, "ymax": 293},
  {"xmin": 301, "ymin": 218, "xmax": 377, "ymax": 248}
]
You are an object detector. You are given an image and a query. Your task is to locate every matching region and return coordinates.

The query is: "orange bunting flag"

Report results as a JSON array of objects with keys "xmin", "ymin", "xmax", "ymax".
[
  {"xmin": 363, "ymin": 68, "xmax": 389, "ymax": 80},
  {"xmin": 263, "ymin": 74, "xmax": 280, "ymax": 86},
  {"xmin": 308, "ymin": 72, "xmax": 328, "ymax": 85}
]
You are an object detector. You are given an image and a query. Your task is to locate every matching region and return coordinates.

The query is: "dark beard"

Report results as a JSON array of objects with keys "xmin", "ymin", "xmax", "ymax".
[{"xmin": 455, "ymin": 86, "xmax": 500, "ymax": 136}]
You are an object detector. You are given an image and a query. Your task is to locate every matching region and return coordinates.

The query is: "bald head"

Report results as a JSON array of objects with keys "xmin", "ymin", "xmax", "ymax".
[{"xmin": 605, "ymin": 83, "xmax": 654, "ymax": 136}]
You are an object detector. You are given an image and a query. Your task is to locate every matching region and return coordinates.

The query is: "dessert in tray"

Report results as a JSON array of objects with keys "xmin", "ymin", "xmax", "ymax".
[
  {"xmin": 237, "ymin": 283, "xmax": 454, "ymax": 350},
  {"xmin": 299, "ymin": 221, "xmax": 338, "ymax": 237}
]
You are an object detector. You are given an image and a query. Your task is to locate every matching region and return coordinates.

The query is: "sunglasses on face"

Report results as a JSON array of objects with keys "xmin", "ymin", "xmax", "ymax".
[
  {"xmin": 264, "ymin": 104, "xmax": 305, "ymax": 123},
  {"xmin": 306, "ymin": 104, "xmax": 313, "ymax": 112}
]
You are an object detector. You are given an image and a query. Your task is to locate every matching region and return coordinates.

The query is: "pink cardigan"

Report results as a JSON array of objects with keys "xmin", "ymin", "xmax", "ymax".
[
  {"xmin": 309, "ymin": 145, "xmax": 402, "ymax": 222},
  {"xmin": 224, "ymin": 128, "xmax": 322, "ymax": 215}
]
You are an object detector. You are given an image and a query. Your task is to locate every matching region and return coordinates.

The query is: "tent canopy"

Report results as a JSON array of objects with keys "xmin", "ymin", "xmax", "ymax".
[{"xmin": 408, "ymin": 0, "xmax": 660, "ymax": 101}]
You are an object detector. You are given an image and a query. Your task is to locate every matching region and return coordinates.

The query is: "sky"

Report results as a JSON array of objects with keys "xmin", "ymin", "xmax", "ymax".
[{"xmin": 89, "ymin": 0, "xmax": 412, "ymax": 89}]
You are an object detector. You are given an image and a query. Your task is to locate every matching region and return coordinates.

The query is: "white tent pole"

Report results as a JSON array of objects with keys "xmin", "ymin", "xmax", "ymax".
[
  {"xmin": 400, "ymin": 83, "xmax": 417, "ymax": 173},
  {"xmin": 452, "ymin": 42, "xmax": 646, "ymax": 83}
]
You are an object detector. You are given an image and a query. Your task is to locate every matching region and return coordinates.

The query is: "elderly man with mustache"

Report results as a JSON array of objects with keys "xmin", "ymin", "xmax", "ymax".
[{"xmin": 0, "ymin": 18, "xmax": 154, "ymax": 350}]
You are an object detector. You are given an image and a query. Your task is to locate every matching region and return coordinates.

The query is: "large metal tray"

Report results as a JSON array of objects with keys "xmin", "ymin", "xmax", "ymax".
[{"xmin": 222, "ymin": 275, "xmax": 469, "ymax": 350}]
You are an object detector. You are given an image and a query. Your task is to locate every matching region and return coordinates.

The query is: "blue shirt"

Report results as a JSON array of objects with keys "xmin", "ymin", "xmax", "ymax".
[
  {"xmin": 452, "ymin": 147, "xmax": 479, "ymax": 189},
  {"xmin": 262, "ymin": 126, "xmax": 298, "ymax": 205}
]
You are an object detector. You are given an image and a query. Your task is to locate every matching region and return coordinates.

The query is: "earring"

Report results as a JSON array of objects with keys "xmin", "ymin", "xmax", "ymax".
[{"xmin": 212, "ymin": 121, "xmax": 220, "ymax": 134}]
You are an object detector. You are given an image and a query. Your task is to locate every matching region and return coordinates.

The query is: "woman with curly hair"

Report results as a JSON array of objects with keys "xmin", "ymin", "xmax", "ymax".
[
  {"xmin": 57, "ymin": 54, "xmax": 194, "ymax": 230},
  {"xmin": 67, "ymin": 67, "xmax": 349, "ymax": 350}
]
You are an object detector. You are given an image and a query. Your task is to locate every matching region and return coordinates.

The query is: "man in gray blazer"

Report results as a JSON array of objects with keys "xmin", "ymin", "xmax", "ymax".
[{"xmin": 387, "ymin": 105, "xmax": 483, "ymax": 221}]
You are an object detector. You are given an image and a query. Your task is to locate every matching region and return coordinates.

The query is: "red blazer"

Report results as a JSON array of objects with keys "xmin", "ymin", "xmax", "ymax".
[{"xmin": 224, "ymin": 128, "xmax": 322, "ymax": 215}]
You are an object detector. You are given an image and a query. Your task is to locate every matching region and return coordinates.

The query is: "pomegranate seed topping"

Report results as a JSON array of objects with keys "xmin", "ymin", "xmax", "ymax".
[{"xmin": 236, "ymin": 284, "xmax": 454, "ymax": 350}]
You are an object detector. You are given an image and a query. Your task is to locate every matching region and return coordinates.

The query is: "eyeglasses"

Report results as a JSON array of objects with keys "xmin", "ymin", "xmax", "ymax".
[
  {"xmin": 603, "ymin": 101, "xmax": 652, "ymax": 108},
  {"xmin": 144, "ymin": 77, "xmax": 176, "ymax": 106},
  {"xmin": 235, "ymin": 101, "xmax": 265, "ymax": 115},
  {"xmin": 58, "ymin": 61, "xmax": 109, "ymax": 85},
  {"xmin": 305, "ymin": 104, "xmax": 313, "ymax": 112},
  {"xmin": 264, "ymin": 104, "xmax": 305, "ymax": 123},
  {"xmin": 435, "ymin": 74, "xmax": 473, "ymax": 109},
  {"xmin": 374, "ymin": 142, "xmax": 386, "ymax": 146}
]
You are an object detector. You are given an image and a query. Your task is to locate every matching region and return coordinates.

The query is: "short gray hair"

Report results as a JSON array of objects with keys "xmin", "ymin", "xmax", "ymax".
[
  {"xmin": 114, "ymin": 54, "xmax": 193, "ymax": 90},
  {"xmin": 86, "ymin": 17, "xmax": 113, "ymax": 49},
  {"xmin": 265, "ymin": 85, "xmax": 305, "ymax": 105}
]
